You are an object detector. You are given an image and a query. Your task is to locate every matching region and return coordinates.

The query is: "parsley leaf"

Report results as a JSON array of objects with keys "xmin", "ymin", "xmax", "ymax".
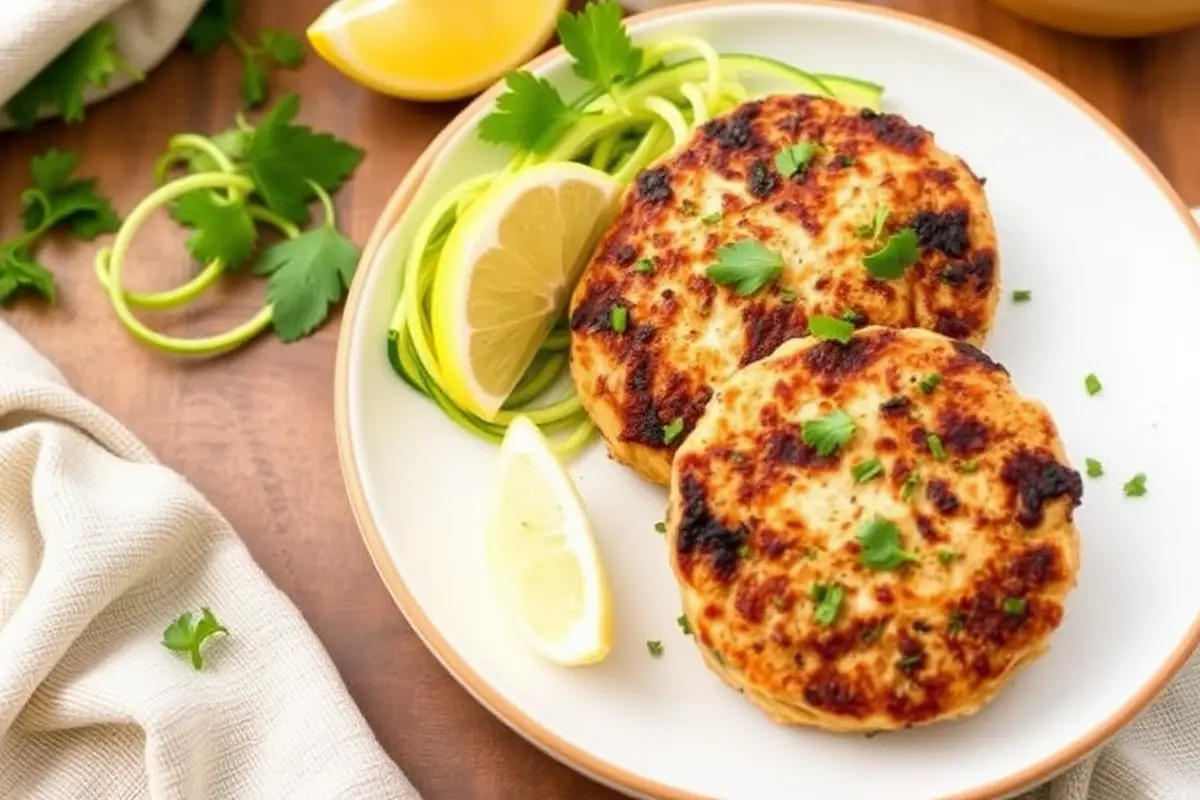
[
  {"xmin": 706, "ymin": 240, "xmax": 784, "ymax": 296},
  {"xmin": 863, "ymin": 227, "xmax": 918, "ymax": 279},
  {"xmin": 701, "ymin": 211, "xmax": 722, "ymax": 225},
  {"xmin": 677, "ymin": 614, "xmax": 693, "ymax": 636},
  {"xmin": 856, "ymin": 516, "xmax": 919, "ymax": 570},
  {"xmin": 917, "ymin": 372, "xmax": 942, "ymax": 394},
  {"xmin": 1085, "ymin": 373, "xmax": 1102, "ymax": 396},
  {"xmin": 775, "ymin": 142, "xmax": 814, "ymax": 178},
  {"xmin": 1123, "ymin": 473, "xmax": 1147, "ymax": 497},
  {"xmin": 478, "ymin": 71, "xmax": 579, "ymax": 153},
  {"xmin": 1085, "ymin": 458, "xmax": 1103, "ymax": 478},
  {"xmin": 646, "ymin": 640, "xmax": 664, "ymax": 657},
  {"xmin": 0, "ymin": 247, "xmax": 56, "ymax": 306},
  {"xmin": 812, "ymin": 583, "xmax": 844, "ymax": 626},
  {"xmin": 1012, "ymin": 289, "xmax": 1032, "ymax": 303},
  {"xmin": 185, "ymin": 0, "xmax": 241, "ymax": 53},
  {"xmin": 635, "ymin": 257, "xmax": 655, "ymax": 274},
  {"xmin": 4, "ymin": 22, "xmax": 133, "ymax": 129},
  {"xmin": 248, "ymin": 94, "xmax": 365, "ymax": 223},
  {"xmin": 162, "ymin": 607, "xmax": 229, "ymax": 671},
  {"xmin": 556, "ymin": 0, "xmax": 643, "ymax": 92},
  {"xmin": 663, "ymin": 417, "xmax": 685, "ymax": 444},
  {"xmin": 937, "ymin": 549, "xmax": 959, "ymax": 565},
  {"xmin": 852, "ymin": 457, "xmax": 884, "ymax": 484},
  {"xmin": 172, "ymin": 190, "xmax": 258, "ymax": 268},
  {"xmin": 808, "ymin": 314, "xmax": 855, "ymax": 344},
  {"xmin": 654, "ymin": 521, "xmax": 666, "ymax": 534},
  {"xmin": 261, "ymin": 30, "xmax": 306, "ymax": 68},
  {"xmin": 801, "ymin": 409, "xmax": 855, "ymax": 457}
]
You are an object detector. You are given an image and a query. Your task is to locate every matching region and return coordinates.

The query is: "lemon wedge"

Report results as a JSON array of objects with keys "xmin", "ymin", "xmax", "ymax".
[
  {"xmin": 306, "ymin": 0, "xmax": 566, "ymax": 101},
  {"xmin": 486, "ymin": 415, "xmax": 613, "ymax": 665},
  {"xmin": 431, "ymin": 161, "xmax": 621, "ymax": 420}
]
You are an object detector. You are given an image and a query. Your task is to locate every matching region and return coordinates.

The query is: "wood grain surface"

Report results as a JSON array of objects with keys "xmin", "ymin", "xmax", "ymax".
[{"xmin": 1, "ymin": 2, "xmax": 1197, "ymax": 797}]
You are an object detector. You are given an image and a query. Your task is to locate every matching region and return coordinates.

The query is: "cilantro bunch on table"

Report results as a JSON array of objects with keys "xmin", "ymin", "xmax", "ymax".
[
  {"xmin": 0, "ymin": 149, "xmax": 120, "ymax": 305},
  {"xmin": 98, "ymin": 92, "xmax": 365, "ymax": 349}
]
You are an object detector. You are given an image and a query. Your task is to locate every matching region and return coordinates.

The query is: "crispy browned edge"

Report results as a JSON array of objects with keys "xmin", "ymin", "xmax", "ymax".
[{"xmin": 333, "ymin": 2, "xmax": 1200, "ymax": 798}]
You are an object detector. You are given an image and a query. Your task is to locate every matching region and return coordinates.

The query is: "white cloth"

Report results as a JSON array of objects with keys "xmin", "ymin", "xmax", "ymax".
[{"xmin": 0, "ymin": 2, "xmax": 1196, "ymax": 796}]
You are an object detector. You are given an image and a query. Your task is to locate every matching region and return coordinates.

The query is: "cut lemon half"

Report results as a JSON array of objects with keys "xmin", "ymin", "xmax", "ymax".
[
  {"xmin": 306, "ymin": 0, "xmax": 566, "ymax": 101},
  {"xmin": 486, "ymin": 415, "xmax": 613, "ymax": 666},
  {"xmin": 431, "ymin": 162, "xmax": 621, "ymax": 420}
]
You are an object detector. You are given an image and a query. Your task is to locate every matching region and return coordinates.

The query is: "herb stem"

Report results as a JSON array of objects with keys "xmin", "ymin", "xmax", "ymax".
[{"xmin": 540, "ymin": 329, "xmax": 571, "ymax": 351}]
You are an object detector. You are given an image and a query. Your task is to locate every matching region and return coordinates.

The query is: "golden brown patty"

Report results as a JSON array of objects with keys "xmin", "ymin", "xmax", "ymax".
[
  {"xmin": 665, "ymin": 327, "xmax": 1082, "ymax": 733},
  {"xmin": 569, "ymin": 93, "xmax": 1000, "ymax": 485}
]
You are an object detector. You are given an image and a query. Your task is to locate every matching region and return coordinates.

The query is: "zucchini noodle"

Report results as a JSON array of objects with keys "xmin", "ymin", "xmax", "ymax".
[{"xmin": 384, "ymin": 46, "xmax": 878, "ymax": 458}]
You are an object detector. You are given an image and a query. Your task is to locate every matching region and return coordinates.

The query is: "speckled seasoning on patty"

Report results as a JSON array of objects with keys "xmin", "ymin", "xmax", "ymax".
[
  {"xmin": 569, "ymin": 93, "xmax": 1001, "ymax": 485},
  {"xmin": 664, "ymin": 327, "xmax": 1081, "ymax": 733}
]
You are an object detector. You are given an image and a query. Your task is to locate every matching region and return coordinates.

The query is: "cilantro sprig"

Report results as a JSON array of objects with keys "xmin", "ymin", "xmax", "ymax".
[
  {"xmin": 856, "ymin": 516, "xmax": 919, "ymax": 570},
  {"xmin": 162, "ymin": 607, "xmax": 229, "ymax": 671},
  {"xmin": 801, "ymin": 408, "xmax": 855, "ymax": 456},
  {"xmin": 557, "ymin": 0, "xmax": 643, "ymax": 94},
  {"xmin": 0, "ymin": 149, "xmax": 120, "ymax": 306},
  {"xmin": 184, "ymin": 0, "xmax": 305, "ymax": 108},
  {"xmin": 706, "ymin": 240, "xmax": 785, "ymax": 296},
  {"xmin": 863, "ymin": 227, "xmax": 919, "ymax": 279}
]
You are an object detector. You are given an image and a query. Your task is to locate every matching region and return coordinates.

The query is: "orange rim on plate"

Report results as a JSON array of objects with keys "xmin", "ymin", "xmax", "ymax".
[{"xmin": 333, "ymin": 2, "xmax": 1200, "ymax": 798}]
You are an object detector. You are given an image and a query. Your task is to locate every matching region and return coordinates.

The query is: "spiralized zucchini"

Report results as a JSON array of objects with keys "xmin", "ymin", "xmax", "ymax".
[{"xmin": 386, "ymin": 42, "xmax": 880, "ymax": 456}]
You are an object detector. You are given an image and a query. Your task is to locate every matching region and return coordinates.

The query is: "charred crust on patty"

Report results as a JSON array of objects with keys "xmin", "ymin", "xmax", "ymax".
[
  {"xmin": 741, "ymin": 303, "xmax": 806, "ymax": 366},
  {"xmin": 937, "ymin": 410, "xmax": 990, "ymax": 457},
  {"xmin": 912, "ymin": 208, "xmax": 971, "ymax": 257},
  {"xmin": 677, "ymin": 472, "xmax": 747, "ymax": 581},
  {"xmin": 879, "ymin": 395, "xmax": 912, "ymax": 417},
  {"xmin": 949, "ymin": 340, "xmax": 1007, "ymax": 375},
  {"xmin": 801, "ymin": 330, "xmax": 895, "ymax": 378},
  {"xmin": 614, "ymin": 243, "xmax": 637, "ymax": 265},
  {"xmin": 804, "ymin": 670, "xmax": 868, "ymax": 717},
  {"xmin": 735, "ymin": 574, "xmax": 789, "ymax": 624},
  {"xmin": 939, "ymin": 250, "xmax": 996, "ymax": 294},
  {"xmin": 702, "ymin": 101, "xmax": 762, "ymax": 150},
  {"xmin": 925, "ymin": 480, "xmax": 961, "ymax": 515},
  {"xmin": 934, "ymin": 312, "xmax": 976, "ymax": 339},
  {"xmin": 762, "ymin": 427, "xmax": 839, "ymax": 470},
  {"xmin": 747, "ymin": 158, "xmax": 779, "ymax": 198},
  {"xmin": 1000, "ymin": 449, "xmax": 1084, "ymax": 528},
  {"xmin": 569, "ymin": 280, "xmax": 623, "ymax": 332},
  {"xmin": 866, "ymin": 112, "xmax": 931, "ymax": 154},
  {"xmin": 636, "ymin": 165, "xmax": 673, "ymax": 203}
]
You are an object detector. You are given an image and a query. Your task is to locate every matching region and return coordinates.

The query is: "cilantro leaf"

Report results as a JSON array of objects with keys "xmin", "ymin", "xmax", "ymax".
[
  {"xmin": 852, "ymin": 457, "xmax": 884, "ymax": 484},
  {"xmin": 261, "ymin": 30, "xmax": 306, "ymax": 68},
  {"xmin": 706, "ymin": 240, "xmax": 784, "ymax": 296},
  {"xmin": 19, "ymin": 148, "xmax": 120, "ymax": 239},
  {"xmin": 1123, "ymin": 473, "xmax": 1147, "ymax": 497},
  {"xmin": 775, "ymin": 142, "xmax": 814, "ymax": 178},
  {"xmin": 242, "ymin": 57, "xmax": 269, "ymax": 108},
  {"xmin": 857, "ymin": 205, "xmax": 890, "ymax": 240},
  {"xmin": 646, "ymin": 640, "xmax": 664, "ymax": 657},
  {"xmin": 1085, "ymin": 373, "xmax": 1102, "ymax": 396},
  {"xmin": 478, "ymin": 71, "xmax": 579, "ymax": 153},
  {"xmin": 677, "ymin": 614, "xmax": 692, "ymax": 635},
  {"xmin": 247, "ymin": 94, "xmax": 365, "ymax": 223},
  {"xmin": 185, "ymin": 0, "xmax": 241, "ymax": 53},
  {"xmin": 900, "ymin": 471, "xmax": 921, "ymax": 501},
  {"xmin": 0, "ymin": 247, "xmax": 56, "ymax": 306},
  {"xmin": 5, "ymin": 22, "xmax": 126, "ymax": 129},
  {"xmin": 808, "ymin": 314, "xmax": 854, "ymax": 344},
  {"xmin": 801, "ymin": 408, "xmax": 855, "ymax": 457},
  {"xmin": 856, "ymin": 516, "xmax": 919, "ymax": 570},
  {"xmin": 556, "ymin": 0, "xmax": 643, "ymax": 92},
  {"xmin": 255, "ymin": 224, "xmax": 360, "ymax": 342},
  {"xmin": 663, "ymin": 417, "xmax": 685, "ymax": 444},
  {"xmin": 812, "ymin": 583, "xmax": 844, "ymax": 626},
  {"xmin": 172, "ymin": 190, "xmax": 258, "ymax": 268},
  {"xmin": 863, "ymin": 227, "xmax": 918, "ymax": 279},
  {"xmin": 1085, "ymin": 458, "xmax": 1103, "ymax": 478},
  {"xmin": 917, "ymin": 372, "xmax": 941, "ymax": 394},
  {"xmin": 162, "ymin": 607, "xmax": 229, "ymax": 671}
]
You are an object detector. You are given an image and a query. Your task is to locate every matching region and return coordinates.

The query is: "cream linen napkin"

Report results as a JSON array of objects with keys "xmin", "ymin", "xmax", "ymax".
[{"xmin": 0, "ymin": 321, "xmax": 422, "ymax": 798}]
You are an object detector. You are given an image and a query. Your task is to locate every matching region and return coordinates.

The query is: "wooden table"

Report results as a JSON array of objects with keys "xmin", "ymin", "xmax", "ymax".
[{"xmin": 1, "ymin": 2, "xmax": 1196, "ymax": 797}]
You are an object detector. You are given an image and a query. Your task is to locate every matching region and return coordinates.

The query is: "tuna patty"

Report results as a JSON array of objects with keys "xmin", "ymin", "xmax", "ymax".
[
  {"xmin": 665, "ymin": 327, "xmax": 1082, "ymax": 733},
  {"xmin": 569, "ymin": 94, "xmax": 1000, "ymax": 485}
]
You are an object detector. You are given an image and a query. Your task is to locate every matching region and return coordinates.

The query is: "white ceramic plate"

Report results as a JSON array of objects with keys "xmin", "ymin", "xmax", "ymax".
[{"xmin": 334, "ymin": 2, "xmax": 1200, "ymax": 798}]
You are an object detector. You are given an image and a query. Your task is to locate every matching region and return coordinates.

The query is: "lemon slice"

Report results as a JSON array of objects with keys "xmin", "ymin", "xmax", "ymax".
[
  {"xmin": 306, "ymin": 0, "xmax": 566, "ymax": 101},
  {"xmin": 431, "ymin": 162, "xmax": 621, "ymax": 420},
  {"xmin": 486, "ymin": 415, "xmax": 613, "ymax": 665}
]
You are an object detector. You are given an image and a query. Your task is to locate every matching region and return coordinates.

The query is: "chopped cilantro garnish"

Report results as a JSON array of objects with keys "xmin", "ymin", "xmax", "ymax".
[
  {"xmin": 812, "ymin": 583, "xmax": 844, "ymax": 627},
  {"xmin": 1002, "ymin": 597, "xmax": 1026, "ymax": 616},
  {"xmin": 936, "ymin": 549, "xmax": 959, "ymax": 565},
  {"xmin": 635, "ymin": 257, "xmax": 655, "ymax": 274},
  {"xmin": 958, "ymin": 460, "xmax": 979, "ymax": 474},
  {"xmin": 856, "ymin": 516, "xmax": 919, "ymax": 570},
  {"xmin": 926, "ymin": 432, "xmax": 947, "ymax": 462},
  {"xmin": 646, "ymin": 640, "xmax": 664, "ymax": 657},
  {"xmin": 852, "ymin": 457, "xmax": 884, "ymax": 484},
  {"xmin": 701, "ymin": 211, "xmax": 723, "ymax": 225},
  {"xmin": 917, "ymin": 372, "xmax": 942, "ymax": 394},
  {"xmin": 738, "ymin": 543, "xmax": 754, "ymax": 559},
  {"xmin": 807, "ymin": 314, "xmax": 855, "ymax": 344},
  {"xmin": 842, "ymin": 308, "xmax": 862, "ymax": 325},
  {"xmin": 856, "ymin": 204, "xmax": 890, "ymax": 241},
  {"xmin": 1123, "ymin": 473, "xmax": 1147, "ymax": 497},
  {"xmin": 947, "ymin": 612, "xmax": 965, "ymax": 634},
  {"xmin": 663, "ymin": 417, "xmax": 685, "ymax": 444},
  {"xmin": 706, "ymin": 240, "xmax": 784, "ymax": 296},
  {"xmin": 779, "ymin": 288, "xmax": 797, "ymax": 303},
  {"xmin": 900, "ymin": 471, "xmax": 921, "ymax": 501},
  {"xmin": 677, "ymin": 614, "xmax": 692, "ymax": 636},
  {"xmin": 801, "ymin": 409, "xmax": 855, "ymax": 457},
  {"xmin": 775, "ymin": 142, "xmax": 814, "ymax": 178},
  {"xmin": 1085, "ymin": 373, "xmax": 1102, "ymax": 396},
  {"xmin": 863, "ymin": 227, "xmax": 918, "ymax": 279},
  {"xmin": 654, "ymin": 521, "xmax": 667, "ymax": 534},
  {"xmin": 860, "ymin": 623, "xmax": 884, "ymax": 643},
  {"xmin": 897, "ymin": 653, "xmax": 923, "ymax": 669},
  {"xmin": 609, "ymin": 305, "xmax": 628, "ymax": 333},
  {"xmin": 1012, "ymin": 289, "xmax": 1032, "ymax": 302},
  {"xmin": 1085, "ymin": 458, "xmax": 1103, "ymax": 478},
  {"xmin": 803, "ymin": 546, "xmax": 819, "ymax": 560}
]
